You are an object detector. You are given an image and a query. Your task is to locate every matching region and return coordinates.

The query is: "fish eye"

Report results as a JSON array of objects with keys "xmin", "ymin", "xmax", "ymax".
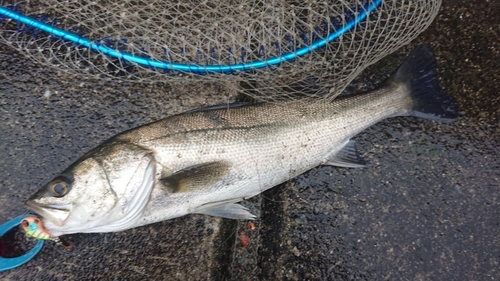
[
  {"xmin": 21, "ymin": 220, "xmax": 29, "ymax": 227},
  {"xmin": 50, "ymin": 179, "xmax": 70, "ymax": 197},
  {"xmin": 34, "ymin": 218, "xmax": 40, "ymax": 224}
]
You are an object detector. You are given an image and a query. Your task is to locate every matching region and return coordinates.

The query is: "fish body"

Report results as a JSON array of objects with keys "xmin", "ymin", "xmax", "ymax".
[{"xmin": 25, "ymin": 45, "xmax": 457, "ymax": 236}]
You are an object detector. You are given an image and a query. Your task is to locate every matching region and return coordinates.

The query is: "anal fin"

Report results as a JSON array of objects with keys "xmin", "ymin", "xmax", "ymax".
[{"xmin": 324, "ymin": 140, "xmax": 368, "ymax": 168}]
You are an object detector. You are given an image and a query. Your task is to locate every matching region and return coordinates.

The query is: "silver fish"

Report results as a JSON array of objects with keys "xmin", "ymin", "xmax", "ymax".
[{"xmin": 25, "ymin": 45, "xmax": 457, "ymax": 236}]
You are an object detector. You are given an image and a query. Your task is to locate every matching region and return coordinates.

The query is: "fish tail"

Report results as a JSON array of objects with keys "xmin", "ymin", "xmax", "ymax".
[{"xmin": 391, "ymin": 44, "xmax": 458, "ymax": 121}]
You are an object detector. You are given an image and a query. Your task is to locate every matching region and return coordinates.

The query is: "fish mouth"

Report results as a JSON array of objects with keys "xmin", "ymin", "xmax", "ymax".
[{"xmin": 25, "ymin": 200, "xmax": 70, "ymax": 227}]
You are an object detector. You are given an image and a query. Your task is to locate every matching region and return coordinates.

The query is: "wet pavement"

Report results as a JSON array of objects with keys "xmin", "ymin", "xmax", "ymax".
[{"xmin": 1, "ymin": 0, "xmax": 499, "ymax": 280}]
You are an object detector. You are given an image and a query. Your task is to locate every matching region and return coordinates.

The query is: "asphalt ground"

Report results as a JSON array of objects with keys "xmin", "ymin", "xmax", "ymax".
[{"xmin": 1, "ymin": 0, "xmax": 499, "ymax": 280}]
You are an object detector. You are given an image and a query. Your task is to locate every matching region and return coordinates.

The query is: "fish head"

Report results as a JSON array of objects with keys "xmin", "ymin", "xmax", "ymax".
[
  {"xmin": 25, "ymin": 156, "xmax": 118, "ymax": 234},
  {"xmin": 25, "ymin": 142, "xmax": 156, "ymax": 236}
]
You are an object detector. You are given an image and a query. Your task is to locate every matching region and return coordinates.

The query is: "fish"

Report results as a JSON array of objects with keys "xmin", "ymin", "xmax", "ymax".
[
  {"xmin": 25, "ymin": 44, "xmax": 457, "ymax": 237},
  {"xmin": 21, "ymin": 216, "xmax": 52, "ymax": 240}
]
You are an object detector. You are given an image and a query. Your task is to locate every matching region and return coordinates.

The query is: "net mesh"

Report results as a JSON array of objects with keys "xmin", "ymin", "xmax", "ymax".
[{"xmin": 0, "ymin": 0, "xmax": 441, "ymax": 101}]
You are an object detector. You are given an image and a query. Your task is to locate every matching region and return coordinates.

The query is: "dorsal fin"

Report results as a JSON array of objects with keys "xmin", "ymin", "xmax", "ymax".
[{"xmin": 183, "ymin": 102, "xmax": 251, "ymax": 114}]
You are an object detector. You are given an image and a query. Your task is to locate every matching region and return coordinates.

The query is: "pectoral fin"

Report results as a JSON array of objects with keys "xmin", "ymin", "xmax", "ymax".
[
  {"xmin": 194, "ymin": 201, "xmax": 256, "ymax": 220},
  {"xmin": 324, "ymin": 140, "xmax": 368, "ymax": 168},
  {"xmin": 160, "ymin": 161, "xmax": 230, "ymax": 193}
]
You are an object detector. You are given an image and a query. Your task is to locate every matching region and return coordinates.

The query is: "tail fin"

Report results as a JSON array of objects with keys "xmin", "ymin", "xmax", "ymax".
[{"xmin": 391, "ymin": 44, "xmax": 458, "ymax": 121}]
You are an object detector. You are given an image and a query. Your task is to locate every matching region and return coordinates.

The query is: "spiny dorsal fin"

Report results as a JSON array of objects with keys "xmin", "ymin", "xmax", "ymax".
[
  {"xmin": 160, "ymin": 161, "xmax": 230, "ymax": 193},
  {"xmin": 324, "ymin": 140, "xmax": 368, "ymax": 168}
]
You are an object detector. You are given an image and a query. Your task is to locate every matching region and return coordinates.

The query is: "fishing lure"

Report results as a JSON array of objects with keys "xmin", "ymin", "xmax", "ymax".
[
  {"xmin": 0, "ymin": 215, "xmax": 44, "ymax": 271},
  {"xmin": 21, "ymin": 216, "xmax": 51, "ymax": 240},
  {"xmin": 21, "ymin": 216, "xmax": 72, "ymax": 249}
]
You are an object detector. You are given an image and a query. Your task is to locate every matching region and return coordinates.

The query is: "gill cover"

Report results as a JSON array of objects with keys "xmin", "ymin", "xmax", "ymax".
[{"xmin": 87, "ymin": 142, "xmax": 156, "ymax": 233}]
